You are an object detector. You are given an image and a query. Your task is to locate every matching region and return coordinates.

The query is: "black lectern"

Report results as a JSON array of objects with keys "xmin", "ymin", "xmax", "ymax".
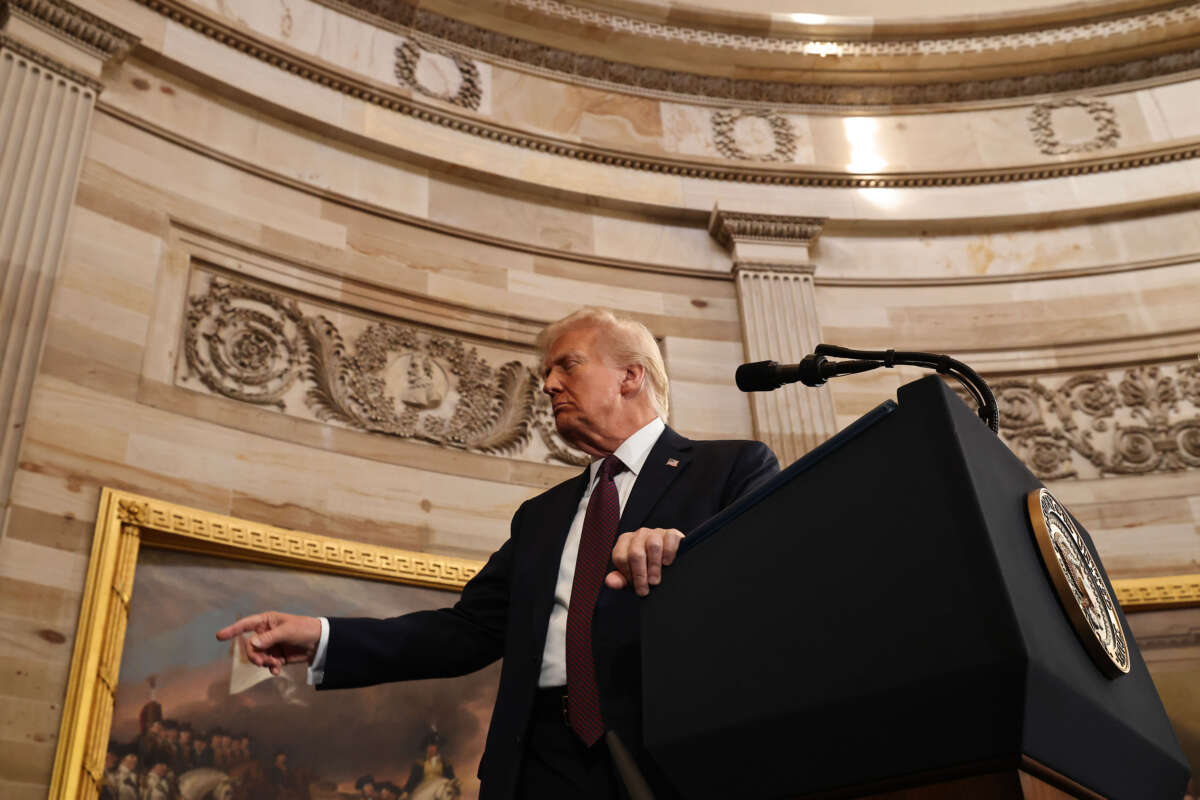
[{"xmin": 642, "ymin": 376, "xmax": 1189, "ymax": 799}]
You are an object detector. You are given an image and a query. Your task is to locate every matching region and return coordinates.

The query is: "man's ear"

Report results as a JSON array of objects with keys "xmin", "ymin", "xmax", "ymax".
[{"xmin": 620, "ymin": 363, "xmax": 646, "ymax": 398}]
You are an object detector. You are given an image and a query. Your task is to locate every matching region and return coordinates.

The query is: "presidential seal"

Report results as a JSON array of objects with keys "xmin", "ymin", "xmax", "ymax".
[{"xmin": 1027, "ymin": 488, "xmax": 1130, "ymax": 678}]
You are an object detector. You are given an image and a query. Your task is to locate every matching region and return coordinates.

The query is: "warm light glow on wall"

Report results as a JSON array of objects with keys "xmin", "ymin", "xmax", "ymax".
[
  {"xmin": 855, "ymin": 187, "xmax": 905, "ymax": 210},
  {"xmin": 786, "ymin": 12, "xmax": 832, "ymax": 24},
  {"xmin": 844, "ymin": 117, "xmax": 888, "ymax": 173}
]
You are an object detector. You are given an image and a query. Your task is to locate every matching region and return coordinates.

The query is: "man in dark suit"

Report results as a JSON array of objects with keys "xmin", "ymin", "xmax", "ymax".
[{"xmin": 218, "ymin": 308, "xmax": 778, "ymax": 799}]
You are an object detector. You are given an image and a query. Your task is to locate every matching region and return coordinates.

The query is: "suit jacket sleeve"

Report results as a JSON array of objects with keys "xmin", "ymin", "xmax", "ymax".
[{"xmin": 318, "ymin": 503, "xmax": 529, "ymax": 690}]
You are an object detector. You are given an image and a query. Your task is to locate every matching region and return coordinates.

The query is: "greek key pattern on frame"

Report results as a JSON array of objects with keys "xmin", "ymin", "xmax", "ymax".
[
  {"xmin": 180, "ymin": 272, "xmax": 588, "ymax": 466},
  {"xmin": 981, "ymin": 361, "xmax": 1200, "ymax": 480}
]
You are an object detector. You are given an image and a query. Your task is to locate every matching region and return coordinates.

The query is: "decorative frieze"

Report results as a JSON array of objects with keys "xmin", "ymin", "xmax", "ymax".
[
  {"xmin": 317, "ymin": 0, "xmax": 1200, "ymax": 107},
  {"xmin": 121, "ymin": 1, "xmax": 1200, "ymax": 185},
  {"xmin": 978, "ymin": 362, "xmax": 1200, "ymax": 480},
  {"xmin": 503, "ymin": 0, "xmax": 1200, "ymax": 59},
  {"xmin": 180, "ymin": 272, "xmax": 590, "ymax": 467},
  {"xmin": 1028, "ymin": 97, "xmax": 1120, "ymax": 156}
]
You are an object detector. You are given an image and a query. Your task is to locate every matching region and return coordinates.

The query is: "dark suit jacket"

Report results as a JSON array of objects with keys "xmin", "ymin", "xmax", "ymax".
[{"xmin": 320, "ymin": 426, "xmax": 778, "ymax": 799}]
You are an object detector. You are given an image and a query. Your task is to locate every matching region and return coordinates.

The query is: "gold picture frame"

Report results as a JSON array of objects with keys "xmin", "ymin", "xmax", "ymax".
[
  {"xmin": 49, "ymin": 487, "xmax": 486, "ymax": 800},
  {"xmin": 47, "ymin": 487, "xmax": 1200, "ymax": 799}
]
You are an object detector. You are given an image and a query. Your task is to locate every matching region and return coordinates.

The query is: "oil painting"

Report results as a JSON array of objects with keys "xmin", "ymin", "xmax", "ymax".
[{"xmin": 102, "ymin": 548, "xmax": 499, "ymax": 800}]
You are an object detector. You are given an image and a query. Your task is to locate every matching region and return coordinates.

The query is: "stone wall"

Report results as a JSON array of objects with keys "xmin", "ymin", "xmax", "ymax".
[{"xmin": 1, "ymin": 0, "xmax": 1199, "ymax": 796}]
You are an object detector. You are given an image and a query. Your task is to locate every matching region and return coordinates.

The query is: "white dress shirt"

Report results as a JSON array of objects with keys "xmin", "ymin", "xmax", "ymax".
[
  {"xmin": 538, "ymin": 416, "xmax": 664, "ymax": 687},
  {"xmin": 308, "ymin": 417, "xmax": 666, "ymax": 688}
]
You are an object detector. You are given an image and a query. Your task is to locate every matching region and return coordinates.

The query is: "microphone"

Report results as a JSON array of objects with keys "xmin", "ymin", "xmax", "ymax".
[
  {"xmin": 735, "ymin": 355, "xmax": 876, "ymax": 391},
  {"xmin": 734, "ymin": 360, "xmax": 801, "ymax": 391},
  {"xmin": 735, "ymin": 344, "xmax": 1000, "ymax": 433}
]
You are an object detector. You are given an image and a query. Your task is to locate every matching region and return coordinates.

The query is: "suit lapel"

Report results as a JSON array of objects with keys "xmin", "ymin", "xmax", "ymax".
[{"xmin": 618, "ymin": 426, "xmax": 693, "ymax": 532}]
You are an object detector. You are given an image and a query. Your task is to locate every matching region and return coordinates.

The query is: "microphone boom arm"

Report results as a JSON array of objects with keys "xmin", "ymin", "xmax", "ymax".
[{"xmin": 809, "ymin": 344, "xmax": 999, "ymax": 432}]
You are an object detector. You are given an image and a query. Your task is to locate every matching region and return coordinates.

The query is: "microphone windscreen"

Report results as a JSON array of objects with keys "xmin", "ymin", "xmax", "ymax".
[{"xmin": 735, "ymin": 361, "xmax": 779, "ymax": 392}]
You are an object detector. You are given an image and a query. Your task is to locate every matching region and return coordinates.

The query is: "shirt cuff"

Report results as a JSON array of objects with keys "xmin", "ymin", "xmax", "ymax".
[{"xmin": 306, "ymin": 617, "xmax": 330, "ymax": 686}]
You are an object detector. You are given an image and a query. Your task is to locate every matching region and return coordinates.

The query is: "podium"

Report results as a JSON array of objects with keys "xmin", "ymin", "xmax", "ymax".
[{"xmin": 641, "ymin": 376, "xmax": 1189, "ymax": 799}]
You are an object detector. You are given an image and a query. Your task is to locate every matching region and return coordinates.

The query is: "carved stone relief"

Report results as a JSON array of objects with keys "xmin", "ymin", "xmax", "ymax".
[
  {"xmin": 394, "ymin": 38, "xmax": 482, "ymax": 110},
  {"xmin": 964, "ymin": 362, "xmax": 1200, "ymax": 480},
  {"xmin": 180, "ymin": 271, "xmax": 588, "ymax": 466},
  {"xmin": 1028, "ymin": 97, "xmax": 1120, "ymax": 156},
  {"xmin": 711, "ymin": 109, "xmax": 795, "ymax": 163}
]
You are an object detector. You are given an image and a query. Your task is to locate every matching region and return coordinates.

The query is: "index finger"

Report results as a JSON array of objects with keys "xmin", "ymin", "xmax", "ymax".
[{"xmin": 216, "ymin": 613, "xmax": 268, "ymax": 641}]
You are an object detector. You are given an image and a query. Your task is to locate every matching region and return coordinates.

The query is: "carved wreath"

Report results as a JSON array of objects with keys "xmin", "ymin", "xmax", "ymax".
[
  {"xmin": 184, "ymin": 276, "xmax": 588, "ymax": 466},
  {"xmin": 1027, "ymin": 96, "xmax": 1120, "ymax": 156},
  {"xmin": 394, "ymin": 39, "xmax": 483, "ymax": 110},
  {"xmin": 711, "ymin": 108, "xmax": 797, "ymax": 163}
]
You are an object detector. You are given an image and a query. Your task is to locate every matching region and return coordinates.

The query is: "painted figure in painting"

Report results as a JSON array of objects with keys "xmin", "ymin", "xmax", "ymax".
[
  {"xmin": 404, "ymin": 729, "xmax": 460, "ymax": 800},
  {"xmin": 219, "ymin": 308, "xmax": 779, "ymax": 799}
]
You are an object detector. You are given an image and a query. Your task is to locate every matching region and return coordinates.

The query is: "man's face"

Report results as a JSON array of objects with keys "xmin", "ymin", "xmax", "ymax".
[
  {"xmin": 361, "ymin": 783, "xmax": 377, "ymax": 799},
  {"xmin": 542, "ymin": 326, "xmax": 628, "ymax": 453},
  {"xmin": 121, "ymin": 754, "xmax": 138, "ymax": 771}
]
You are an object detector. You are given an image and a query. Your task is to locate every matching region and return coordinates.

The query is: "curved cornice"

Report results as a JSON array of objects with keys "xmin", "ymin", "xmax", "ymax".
[
  {"xmin": 130, "ymin": 0, "xmax": 1200, "ymax": 186},
  {"xmin": 9, "ymin": 0, "xmax": 138, "ymax": 60},
  {"xmin": 318, "ymin": 0, "xmax": 1200, "ymax": 107},
  {"xmin": 477, "ymin": 0, "xmax": 1197, "ymax": 57},
  {"xmin": 546, "ymin": 0, "xmax": 1175, "ymax": 38}
]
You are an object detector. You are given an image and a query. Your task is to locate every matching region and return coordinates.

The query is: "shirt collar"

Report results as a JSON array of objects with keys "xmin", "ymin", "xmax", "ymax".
[{"xmin": 588, "ymin": 417, "xmax": 666, "ymax": 483}]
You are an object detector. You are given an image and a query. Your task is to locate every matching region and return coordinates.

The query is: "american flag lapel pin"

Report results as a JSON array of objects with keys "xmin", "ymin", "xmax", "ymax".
[{"xmin": 666, "ymin": 458, "xmax": 679, "ymax": 467}]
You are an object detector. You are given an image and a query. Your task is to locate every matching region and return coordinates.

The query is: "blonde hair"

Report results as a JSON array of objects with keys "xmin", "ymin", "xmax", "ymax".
[{"xmin": 536, "ymin": 308, "xmax": 670, "ymax": 420}]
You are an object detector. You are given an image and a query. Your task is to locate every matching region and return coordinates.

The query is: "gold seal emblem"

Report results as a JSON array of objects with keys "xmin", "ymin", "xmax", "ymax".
[{"xmin": 1027, "ymin": 488, "xmax": 1130, "ymax": 678}]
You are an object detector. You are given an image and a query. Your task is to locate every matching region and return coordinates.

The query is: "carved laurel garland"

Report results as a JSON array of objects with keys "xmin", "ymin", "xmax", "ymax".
[
  {"xmin": 978, "ymin": 362, "xmax": 1200, "ymax": 480},
  {"xmin": 1028, "ymin": 97, "xmax": 1120, "ymax": 156},
  {"xmin": 394, "ymin": 38, "xmax": 482, "ymax": 110},
  {"xmin": 711, "ymin": 109, "xmax": 796, "ymax": 163},
  {"xmin": 183, "ymin": 275, "xmax": 589, "ymax": 466}
]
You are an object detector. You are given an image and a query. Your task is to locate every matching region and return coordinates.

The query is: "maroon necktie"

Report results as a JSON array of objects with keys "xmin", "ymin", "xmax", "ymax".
[{"xmin": 566, "ymin": 454, "xmax": 626, "ymax": 746}]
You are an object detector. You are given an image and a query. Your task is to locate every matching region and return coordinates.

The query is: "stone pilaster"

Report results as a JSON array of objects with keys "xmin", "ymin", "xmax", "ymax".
[
  {"xmin": 0, "ymin": 0, "xmax": 137, "ymax": 531},
  {"xmin": 709, "ymin": 207, "xmax": 837, "ymax": 466}
]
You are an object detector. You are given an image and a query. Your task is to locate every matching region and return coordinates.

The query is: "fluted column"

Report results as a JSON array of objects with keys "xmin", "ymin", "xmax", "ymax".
[
  {"xmin": 710, "ymin": 207, "xmax": 837, "ymax": 466},
  {"xmin": 0, "ymin": 1, "xmax": 136, "ymax": 528}
]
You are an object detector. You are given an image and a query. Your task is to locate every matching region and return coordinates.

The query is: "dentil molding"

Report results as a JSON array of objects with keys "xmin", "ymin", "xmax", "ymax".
[
  {"xmin": 708, "ymin": 209, "xmax": 826, "ymax": 252},
  {"xmin": 5, "ymin": 0, "xmax": 137, "ymax": 61}
]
